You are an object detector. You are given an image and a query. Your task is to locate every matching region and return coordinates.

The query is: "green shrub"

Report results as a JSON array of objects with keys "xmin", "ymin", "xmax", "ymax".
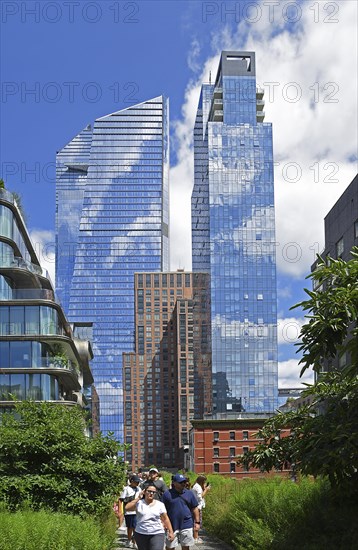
[
  {"xmin": 0, "ymin": 401, "xmax": 126, "ymax": 517},
  {"xmin": 0, "ymin": 508, "xmax": 115, "ymax": 550}
]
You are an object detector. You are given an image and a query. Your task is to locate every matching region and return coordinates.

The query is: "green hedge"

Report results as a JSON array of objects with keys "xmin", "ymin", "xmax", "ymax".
[{"xmin": 0, "ymin": 508, "xmax": 116, "ymax": 550}]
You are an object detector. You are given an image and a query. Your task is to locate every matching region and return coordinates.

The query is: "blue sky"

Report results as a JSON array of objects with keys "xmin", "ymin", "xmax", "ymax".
[{"xmin": 1, "ymin": 0, "xmax": 357, "ymax": 388}]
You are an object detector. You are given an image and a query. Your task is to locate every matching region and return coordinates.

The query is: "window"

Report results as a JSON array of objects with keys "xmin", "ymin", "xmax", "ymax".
[
  {"xmin": 213, "ymin": 447, "xmax": 219, "ymax": 458},
  {"xmin": 355, "ymin": 220, "xmax": 358, "ymax": 239},
  {"xmin": 230, "ymin": 463, "xmax": 236, "ymax": 473},
  {"xmin": 229, "ymin": 431, "xmax": 235, "ymax": 440},
  {"xmin": 213, "ymin": 463, "xmax": 220, "ymax": 473},
  {"xmin": 336, "ymin": 237, "xmax": 344, "ymax": 257},
  {"xmin": 213, "ymin": 431, "xmax": 219, "ymax": 441},
  {"xmin": 230, "ymin": 447, "xmax": 236, "ymax": 457},
  {"xmin": 243, "ymin": 431, "xmax": 249, "ymax": 440}
]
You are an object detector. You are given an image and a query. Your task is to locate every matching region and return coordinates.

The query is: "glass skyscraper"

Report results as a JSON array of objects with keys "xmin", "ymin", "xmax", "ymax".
[
  {"xmin": 56, "ymin": 96, "xmax": 169, "ymax": 440},
  {"xmin": 192, "ymin": 51, "xmax": 278, "ymax": 414}
]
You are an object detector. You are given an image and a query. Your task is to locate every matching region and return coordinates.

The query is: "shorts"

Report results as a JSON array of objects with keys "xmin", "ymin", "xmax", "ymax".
[
  {"xmin": 165, "ymin": 528, "xmax": 194, "ymax": 548},
  {"xmin": 124, "ymin": 514, "xmax": 137, "ymax": 529}
]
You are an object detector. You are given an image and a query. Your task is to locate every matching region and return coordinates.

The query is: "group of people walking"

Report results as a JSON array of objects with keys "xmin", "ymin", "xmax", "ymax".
[{"xmin": 115, "ymin": 468, "xmax": 211, "ymax": 550}]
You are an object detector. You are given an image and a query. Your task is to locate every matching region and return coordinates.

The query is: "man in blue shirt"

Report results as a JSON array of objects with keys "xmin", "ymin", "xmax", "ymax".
[{"xmin": 163, "ymin": 473, "xmax": 200, "ymax": 549}]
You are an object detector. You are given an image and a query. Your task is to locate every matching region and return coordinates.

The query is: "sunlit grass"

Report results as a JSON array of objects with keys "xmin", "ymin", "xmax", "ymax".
[
  {"xmin": 203, "ymin": 476, "xmax": 358, "ymax": 549},
  {"xmin": 0, "ymin": 507, "xmax": 116, "ymax": 550}
]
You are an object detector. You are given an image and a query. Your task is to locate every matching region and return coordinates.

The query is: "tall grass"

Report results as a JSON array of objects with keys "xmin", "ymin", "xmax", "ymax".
[
  {"xmin": 204, "ymin": 476, "xmax": 358, "ymax": 550},
  {"xmin": 0, "ymin": 508, "xmax": 116, "ymax": 550}
]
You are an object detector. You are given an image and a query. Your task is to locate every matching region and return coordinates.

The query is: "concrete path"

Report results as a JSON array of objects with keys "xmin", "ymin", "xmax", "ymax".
[{"xmin": 113, "ymin": 527, "xmax": 235, "ymax": 550}]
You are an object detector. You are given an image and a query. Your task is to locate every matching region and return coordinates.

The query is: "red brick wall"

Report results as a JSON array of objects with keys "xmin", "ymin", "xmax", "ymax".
[{"xmin": 192, "ymin": 422, "xmax": 290, "ymax": 478}]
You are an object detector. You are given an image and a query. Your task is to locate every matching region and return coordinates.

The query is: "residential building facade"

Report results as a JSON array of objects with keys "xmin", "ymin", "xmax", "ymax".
[
  {"xmin": 192, "ymin": 51, "xmax": 278, "ymax": 415},
  {"xmin": 123, "ymin": 271, "xmax": 211, "ymax": 471},
  {"xmin": 311, "ymin": 173, "xmax": 358, "ymax": 372},
  {"xmin": 0, "ymin": 188, "xmax": 94, "ymax": 422},
  {"xmin": 56, "ymin": 97, "xmax": 169, "ymax": 440},
  {"xmin": 189, "ymin": 418, "xmax": 290, "ymax": 478}
]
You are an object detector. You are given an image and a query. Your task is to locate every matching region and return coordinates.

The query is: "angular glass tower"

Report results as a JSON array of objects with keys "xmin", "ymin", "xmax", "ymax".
[
  {"xmin": 56, "ymin": 96, "xmax": 169, "ymax": 440},
  {"xmin": 192, "ymin": 52, "xmax": 278, "ymax": 414}
]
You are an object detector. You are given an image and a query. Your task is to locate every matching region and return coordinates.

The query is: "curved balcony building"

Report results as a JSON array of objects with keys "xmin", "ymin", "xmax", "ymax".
[{"xmin": 0, "ymin": 188, "xmax": 94, "ymax": 416}]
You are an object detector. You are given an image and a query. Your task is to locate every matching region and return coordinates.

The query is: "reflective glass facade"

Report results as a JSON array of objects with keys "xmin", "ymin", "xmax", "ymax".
[
  {"xmin": 56, "ymin": 97, "xmax": 169, "ymax": 440},
  {"xmin": 192, "ymin": 52, "xmax": 278, "ymax": 414},
  {"xmin": 0, "ymin": 188, "xmax": 93, "ymax": 413}
]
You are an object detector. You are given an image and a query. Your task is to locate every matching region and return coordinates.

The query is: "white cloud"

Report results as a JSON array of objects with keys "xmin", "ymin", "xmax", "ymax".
[
  {"xmin": 170, "ymin": 0, "xmax": 358, "ymax": 276},
  {"xmin": 187, "ymin": 38, "xmax": 201, "ymax": 73},
  {"xmin": 29, "ymin": 229, "xmax": 56, "ymax": 286},
  {"xmin": 278, "ymin": 358, "xmax": 314, "ymax": 388},
  {"xmin": 277, "ymin": 316, "xmax": 305, "ymax": 345},
  {"xmin": 277, "ymin": 285, "xmax": 292, "ymax": 299}
]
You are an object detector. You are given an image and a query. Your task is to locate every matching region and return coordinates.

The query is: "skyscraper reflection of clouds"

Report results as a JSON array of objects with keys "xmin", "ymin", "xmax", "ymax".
[
  {"xmin": 56, "ymin": 97, "xmax": 169, "ymax": 440},
  {"xmin": 192, "ymin": 52, "xmax": 278, "ymax": 415}
]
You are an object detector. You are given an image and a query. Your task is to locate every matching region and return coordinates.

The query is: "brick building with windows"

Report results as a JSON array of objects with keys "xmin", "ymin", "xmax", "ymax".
[
  {"xmin": 123, "ymin": 271, "xmax": 211, "ymax": 472},
  {"xmin": 188, "ymin": 418, "xmax": 290, "ymax": 478}
]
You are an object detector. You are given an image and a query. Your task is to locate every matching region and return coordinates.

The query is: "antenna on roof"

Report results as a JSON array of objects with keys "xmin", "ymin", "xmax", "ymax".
[{"xmin": 209, "ymin": 71, "xmax": 212, "ymax": 84}]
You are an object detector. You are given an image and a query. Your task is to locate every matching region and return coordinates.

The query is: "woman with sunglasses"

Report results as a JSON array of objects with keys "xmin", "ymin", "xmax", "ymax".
[{"xmin": 125, "ymin": 484, "xmax": 175, "ymax": 550}]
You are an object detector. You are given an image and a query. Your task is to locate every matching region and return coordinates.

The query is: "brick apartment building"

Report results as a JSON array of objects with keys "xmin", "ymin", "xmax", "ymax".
[
  {"xmin": 188, "ymin": 418, "xmax": 290, "ymax": 478},
  {"xmin": 123, "ymin": 271, "xmax": 211, "ymax": 471}
]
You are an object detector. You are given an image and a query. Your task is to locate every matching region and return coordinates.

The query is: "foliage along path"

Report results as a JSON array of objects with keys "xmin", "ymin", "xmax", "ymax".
[{"xmin": 113, "ymin": 527, "xmax": 235, "ymax": 549}]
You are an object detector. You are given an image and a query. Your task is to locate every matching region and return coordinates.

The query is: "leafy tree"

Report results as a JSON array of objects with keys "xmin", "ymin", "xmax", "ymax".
[
  {"xmin": 0, "ymin": 401, "xmax": 126, "ymax": 516},
  {"xmin": 0, "ymin": 179, "xmax": 5, "ymax": 189},
  {"xmin": 238, "ymin": 249, "xmax": 358, "ymax": 495}
]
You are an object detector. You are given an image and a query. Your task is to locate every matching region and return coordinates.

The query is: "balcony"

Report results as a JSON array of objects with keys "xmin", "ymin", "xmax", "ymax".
[
  {"xmin": 0, "ymin": 251, "xmax": 50, "ymax": 282},
  {"xmin": 0, "ymin": 394, "xmax": 79, "ymax": 405},
  {"xmin": 256, "ymin": 99, "xmax": 265, "ymax": 111},
  {"xmin": 2, "ymin": 356, "xmax": 79, "ymax": 375},
  {"xmin": 2, "ymin": 288, "xmax": 56, "ymax": 301},
  {"xmin": 0, "ymin": 188, "xmax": 27, "ymax": 228},
  {"xmin": 257, "ymin": 111, "xmax": 265, "ymax": 122},
  {"xmin": 1, "ymin": 357, "xmax": 81, "ymax": 390},
  {"xmin": 256, "ymin": 87, "xmax": 264, "ymax": 99},
  {"xmin": 3, "ymin": 256, "xmax": 49, "ymax": 279}
]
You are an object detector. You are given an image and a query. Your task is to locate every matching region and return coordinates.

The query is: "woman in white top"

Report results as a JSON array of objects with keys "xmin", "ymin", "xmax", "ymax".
[
  {"xmin": 191, "ymin": 476, "xmax": 211, "ymax": 544},
  {"xmin": 125, "ymin": 484, "xmax": 174, "ymax": 550}
]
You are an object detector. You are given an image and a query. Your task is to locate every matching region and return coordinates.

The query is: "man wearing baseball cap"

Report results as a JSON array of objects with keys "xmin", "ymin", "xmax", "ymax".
[
  {"xmin": 162, "ymin": 473, "xmax": 200, "ymax": 549},
  {"xmin": 140, "ymin": 467, "xmax": 168, "ymax": 501}
]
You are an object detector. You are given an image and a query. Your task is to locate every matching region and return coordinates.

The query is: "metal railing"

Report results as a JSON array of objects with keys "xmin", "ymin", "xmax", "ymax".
[{"xmin": 4, "ymin": 357, "xmax": 80, "ymax": 378}]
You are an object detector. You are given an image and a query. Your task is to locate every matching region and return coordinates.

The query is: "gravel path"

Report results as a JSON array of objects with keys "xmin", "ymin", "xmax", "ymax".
[{"xmin": 113, "ymin": 527, "xmax": 235, "ymax": 550}]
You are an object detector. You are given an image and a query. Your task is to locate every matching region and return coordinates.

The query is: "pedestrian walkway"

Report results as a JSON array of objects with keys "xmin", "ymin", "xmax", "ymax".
[{"xmin": 113, "ymin": 527, "xmax": 235, "ymax": 549}]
